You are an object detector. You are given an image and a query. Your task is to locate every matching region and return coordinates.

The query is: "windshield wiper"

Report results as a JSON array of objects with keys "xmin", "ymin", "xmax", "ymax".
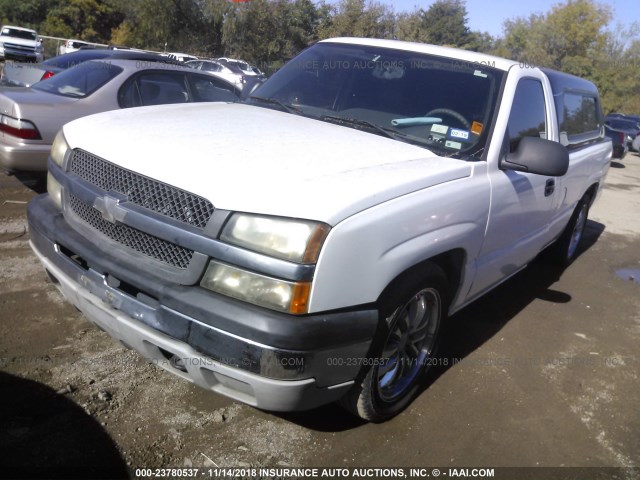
[
  {"xmin": 247, "ymin": 95, "xmax": 302, "ymax": 115},
  {"xmin": 320, "ymin": 115, "xmax": 399, "ymax": 140},
  {"xmin": 321, "ymin": 114, "xmax": 444, "ymax": 152}
]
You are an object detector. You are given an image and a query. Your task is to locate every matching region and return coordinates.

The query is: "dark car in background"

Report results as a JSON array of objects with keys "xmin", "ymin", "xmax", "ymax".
[
  {"xmin": 605, "ymin": 117, "xmax": 640, "ymax": 151},
  {"xmin": 605, "ymin": 125, "xmax": 628, "ymax": 160},
  {"xmin": 0, "ymin": 49, "xmax": 181, "ymax": 87},
  {"xmin": 607, "ymin": 113, "xmax": 640, "ymax": 123}
]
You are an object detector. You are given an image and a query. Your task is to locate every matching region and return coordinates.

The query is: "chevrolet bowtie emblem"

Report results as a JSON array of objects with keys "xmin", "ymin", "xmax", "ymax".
[{"xmin": 93, "ymin": 195, "xmax": 126, "ymax": 224}]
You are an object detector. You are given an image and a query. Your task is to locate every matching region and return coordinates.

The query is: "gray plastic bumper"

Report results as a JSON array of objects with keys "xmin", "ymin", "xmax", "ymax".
[{"xmin": 28, "ymin": 195, "xmax": 379, "ymax": 411}]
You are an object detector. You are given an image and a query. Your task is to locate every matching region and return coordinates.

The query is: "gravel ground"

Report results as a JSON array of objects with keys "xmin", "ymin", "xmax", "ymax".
[{"xmin": 0, "ymin": 153, "xmax": 639, "ymax": 480}]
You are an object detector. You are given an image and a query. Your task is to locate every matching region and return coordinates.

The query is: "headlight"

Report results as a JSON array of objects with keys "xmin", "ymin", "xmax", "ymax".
[
  {"xmin": 200, "ymin": 261, "xmax": 311, "ymax": 314},
  {"xmin": 51, "ymin": 130, "xmax": 70, "ymax": 168},
  {"xmin": 220, "ymin": 213, "xmax": 330, "ymax": 263},
  {"xmin": 47, "ymin": 173, "xmax": 63, "ymax": 209}
]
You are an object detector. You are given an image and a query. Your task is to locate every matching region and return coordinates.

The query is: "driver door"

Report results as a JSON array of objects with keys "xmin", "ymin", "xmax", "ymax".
[{"xmin": 469, "ymin": 75, "xmax": 561, "ymax": 299}]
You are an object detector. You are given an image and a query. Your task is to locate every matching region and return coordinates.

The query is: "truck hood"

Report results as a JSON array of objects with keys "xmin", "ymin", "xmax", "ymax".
[{"xmin": 63, "ymin": 103, "xmax": 472, "ymax": 225}]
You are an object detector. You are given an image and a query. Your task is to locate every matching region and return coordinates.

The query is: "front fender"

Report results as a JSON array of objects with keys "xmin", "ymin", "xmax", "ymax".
[{"xmin": 309, "ymin": 172, "xmax": 490, "ymax": 313}]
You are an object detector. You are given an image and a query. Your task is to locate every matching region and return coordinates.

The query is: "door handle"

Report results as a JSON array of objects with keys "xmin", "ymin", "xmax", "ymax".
[{"xmin": 544, "ymin": 179, "xmax": 555, "ymax": 197}]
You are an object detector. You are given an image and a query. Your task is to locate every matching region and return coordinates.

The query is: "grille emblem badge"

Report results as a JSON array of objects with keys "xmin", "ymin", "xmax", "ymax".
[{"xmin": 93, "ymin": 195, "xmax": 126, "ymax": 224}]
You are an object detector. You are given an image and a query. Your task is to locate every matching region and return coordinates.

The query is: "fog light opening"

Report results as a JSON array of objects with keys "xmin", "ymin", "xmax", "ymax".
[{"xmin": 159, "ymin": 348, "xmax": 188, "ymax": 372}]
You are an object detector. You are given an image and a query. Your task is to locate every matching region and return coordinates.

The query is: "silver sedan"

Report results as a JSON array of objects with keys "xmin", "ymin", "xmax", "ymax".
[{"xmin": 0, "ymin": 59, "xmax": 240, "ymax": 172}]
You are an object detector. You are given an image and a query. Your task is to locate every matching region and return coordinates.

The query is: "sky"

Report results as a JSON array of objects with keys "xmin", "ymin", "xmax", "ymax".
[{"xmin": 332, "ymin": 0, "xmax": 638, "ymax": 38}]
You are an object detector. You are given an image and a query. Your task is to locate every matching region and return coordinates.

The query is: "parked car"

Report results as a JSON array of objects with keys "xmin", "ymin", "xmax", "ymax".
[
  {"xmin": 185, "ymin": 58, "xmax": 265, "ymax": 97},
  {"xmin": 632, "ymin": 132, "xmax": 640, "ymax": 152},
  {"xmin": 604, "ymin": 117, "xmax": 640, "ymax": 151},
  {"xmin": 218, "ymin": 57, "xmax": 265, "ymax": 78},
  {"xmin": 186, "ymin": 59, "xmax": 244, "ymax": 87},
  {"xmin": 0, "ymin": 49, "xmax": 183, "ymax": 88},
  {"xmin": 28, "ymin": 38, "xmax": 611, "ymax": 421},
  {"xmin": 167, "ymin": 52, "xmax": 198, "ymax": 63},
  {"xmin": 58, "ymin": 39, "xmax": 92, "ymax": 55},
  {"xmin": 607, "ymin": 113, "xmax": 640, "ymax": 123},
  {"xmin": 0, "ymin": 59, "xmax": 240, "ymax": 172},
  {"xmin": 0, "ymin": 25, "xmax": 44, "ymax": 62},
  {"xmin": 605, "ymin": 125, "xmax": 628, "ymax": 160}
]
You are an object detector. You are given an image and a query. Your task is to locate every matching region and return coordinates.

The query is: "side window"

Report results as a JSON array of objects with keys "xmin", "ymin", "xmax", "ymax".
[
  {"xmin": 136, "ymin": 72, "xmax": 190, "ymax": 106},
  {"xmin": 119, "ymin": 79, "xmax": 142, "ymax": 108},
  {"xmin": 188, "ymin": 75, "xmax": 238, "ymax": 103},
  {"xmin": 561, "ymin": 93, "xmax": 599, "ymax": 137},
  {"xmin": 507, "ymin": 79, "xmax": 547, "ymax": 152},
  {"xmin": 203, "ymin": 62, "xmax": 222, "ymax": 73}
]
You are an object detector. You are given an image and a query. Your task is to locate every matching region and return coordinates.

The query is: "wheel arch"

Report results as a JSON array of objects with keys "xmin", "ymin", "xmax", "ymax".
[
  {"xmin": 376, "ymin": 248, "xmax": 466, "ymax": 312},
  {"xmin": 584, "ymin": 182, "xmax": 599, "ymax": 207}
]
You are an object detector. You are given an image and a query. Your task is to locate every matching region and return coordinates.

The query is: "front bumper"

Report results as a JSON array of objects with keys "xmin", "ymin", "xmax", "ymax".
[
  {"xmin": 0, "ymin": 138, "xmax": 50, "ymax": 172},
  {"xmin": 0, "ymin": 49, "xmax": 43, "ymax": 63},
  {"xmin": 28, "ymin": 195, "xmax": 378, "ymax": 411}
]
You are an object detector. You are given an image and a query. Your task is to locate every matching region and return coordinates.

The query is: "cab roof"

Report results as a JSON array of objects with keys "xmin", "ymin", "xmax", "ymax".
[{"xmin": 320, "ymin": 37, "xmax": 519, "ymax": 72}]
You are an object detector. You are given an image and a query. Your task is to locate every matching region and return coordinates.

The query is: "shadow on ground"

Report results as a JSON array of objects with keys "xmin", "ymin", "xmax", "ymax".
[
  {"xmin": 0, "ymin": 372, "xmax": 129, "ymax": 479},
  {"xmin": 431, "ymin": 219, "xmax": 604, "ymax": 377},
  {"xmin": 279, "ymin": 220, "xmax": 605, "ymax": 431},
  {"xmin": 12, "ymin": 171, "xmax": 47, "ymax": 194}
]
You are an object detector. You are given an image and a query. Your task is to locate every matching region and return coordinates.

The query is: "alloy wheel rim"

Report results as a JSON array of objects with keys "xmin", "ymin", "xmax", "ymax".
[{"xmin": 377, "ymin": 288, "xmax": 441, "ymax": 403}]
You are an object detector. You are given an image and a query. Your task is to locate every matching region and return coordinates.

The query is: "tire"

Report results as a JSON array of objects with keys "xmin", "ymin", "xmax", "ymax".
[
  {"xmin": 340, "ymin": 264, "xmax": 449, "ymax": 422},
  {"xmin": 550, "ymin": 194, "xmax": 591, "ymax": 267}
]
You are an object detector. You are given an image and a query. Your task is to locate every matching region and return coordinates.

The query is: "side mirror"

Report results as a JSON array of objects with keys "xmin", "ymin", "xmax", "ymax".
[{"xmin": 501, "ymin": 136, "xmax": 569, "ymax": 176}]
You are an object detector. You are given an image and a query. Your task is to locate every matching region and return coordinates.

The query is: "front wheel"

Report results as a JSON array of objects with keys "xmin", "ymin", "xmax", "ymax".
[
  {"xmin": 340, "ymin": 264, "xmax": 448, "ymax": 422},
  {"xmin": 550, "ymin": 194, "xmax": 591, "ymax": 267}
]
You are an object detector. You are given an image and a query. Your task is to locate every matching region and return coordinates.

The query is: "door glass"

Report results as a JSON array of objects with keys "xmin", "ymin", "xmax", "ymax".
[{"xmin": 507, "ymin": 79, "xmax": 547, "ymax": 152}]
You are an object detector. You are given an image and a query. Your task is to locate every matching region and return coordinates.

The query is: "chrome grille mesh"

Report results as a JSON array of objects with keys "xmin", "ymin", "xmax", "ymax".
[
  {"xmin": 69, "ymin": 150, "xmax": 214, "ymax": 229},
  {"xmin": 68, "ymin": 192, "xmax": 194, "ymax": 269}
]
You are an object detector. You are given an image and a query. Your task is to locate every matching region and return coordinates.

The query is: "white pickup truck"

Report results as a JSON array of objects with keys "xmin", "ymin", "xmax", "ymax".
[
  {"xmin": 28, "ymin": 38, "xmax": 611, "ymax": 421},
  {"xmin": 0, "ymin": 25, "xmax": 44, "ymax": 62}
]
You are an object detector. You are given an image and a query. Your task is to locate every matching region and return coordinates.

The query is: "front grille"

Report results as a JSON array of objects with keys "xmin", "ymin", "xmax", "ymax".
[
  {"xmin": 69, "ymin": 150, "xmax": 214, "ymax": 229},
  {"xmin": 4, "ymin": 43, "xmax": 36, "ymax": 53},
  {"xmin": 68, "ymin": 192, "xmax": 194, "ymax": 269}
]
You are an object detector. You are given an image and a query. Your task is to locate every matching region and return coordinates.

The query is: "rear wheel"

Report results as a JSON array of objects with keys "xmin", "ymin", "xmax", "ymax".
[
  {"xmin": 551, "ymin": 194, "xmax": 591, "ymax": 266},
  {"xmin": 341, "ymin": 264, "xmax": 448, "ymax": 422}
]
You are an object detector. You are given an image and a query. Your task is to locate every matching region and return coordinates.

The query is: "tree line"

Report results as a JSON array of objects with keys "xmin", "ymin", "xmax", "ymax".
[{"xmin": 1, "ymin": 0, "xmax": 638, "ymax": 113}]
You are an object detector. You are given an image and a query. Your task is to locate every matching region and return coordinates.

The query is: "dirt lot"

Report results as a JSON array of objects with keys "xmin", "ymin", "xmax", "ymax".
[{"xmin": 1, "ymin": 154, "xmax": 639, "ymax": 479}]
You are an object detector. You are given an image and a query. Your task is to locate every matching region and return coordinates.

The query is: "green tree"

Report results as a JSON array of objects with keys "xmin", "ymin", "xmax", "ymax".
[
  {"xmin": 39, "ymin": 0, "xmax": 123, "ymax": 43},
  {"xmin": 394, "ymin": 10, "xmax": 427, "ymax": 43},
  {"xmin": 317, "ymin": 0, "xmax": 395, "ymax": 40},
  {"xmin": 0, "ymin": 0, "xmax": 57, "ymax": 29},
  {"xmin": 500, "ymin": 0, "xmax": 611, "ymax": 74},
  {"xmin": 499, "ymin": 0, "xmax": 640, "ymax": 114},
  {"xmin": 421, "ymin": 0, "xmax": 472, "ymax": 47},
  {"xmin": 109, "ymin": 0, "xmax": 207, "ymax": 53},
  {"xmin": 221, "ymin": 0, "xmax": 326, "ymax": 70}
]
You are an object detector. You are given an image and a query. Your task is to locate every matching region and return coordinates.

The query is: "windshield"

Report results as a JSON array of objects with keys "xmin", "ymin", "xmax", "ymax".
[
  {"xmin": 1, "ymin": 27, "xmax": 37, "ymax": 41},
  {"xmin": 250, "ymin": 42, "xmax": 504, "ymax": 156},
  {"xmin": 32, "ymin": 61, "xmax": 123, "ymax": 98}
]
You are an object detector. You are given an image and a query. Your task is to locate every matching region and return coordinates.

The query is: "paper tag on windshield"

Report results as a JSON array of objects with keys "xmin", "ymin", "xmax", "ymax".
[
  {"xmin": 471, "ymin": 121, "xmax": 484, "ymax": 135},
  {"xmin": 431, "ymin": 124, "xmax": 449, "ymax": 134}
]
